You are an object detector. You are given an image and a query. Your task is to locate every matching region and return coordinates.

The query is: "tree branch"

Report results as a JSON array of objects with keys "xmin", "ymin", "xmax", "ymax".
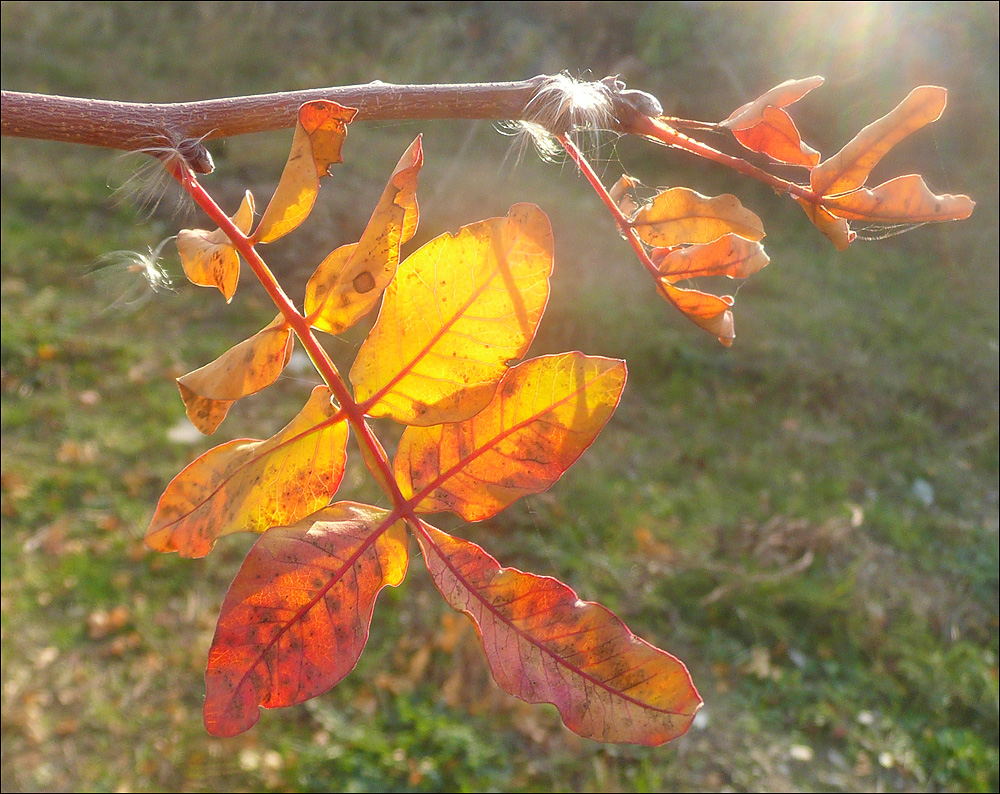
[{"xmin": 1, "ymin": 76, "xmax": 663, "ymax": 174}]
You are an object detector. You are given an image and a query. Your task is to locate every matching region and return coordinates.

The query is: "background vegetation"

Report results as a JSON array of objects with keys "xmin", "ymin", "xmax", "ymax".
[{"xmin": 2, "ymin": 2, "xmax": 997, "ymax": 790}]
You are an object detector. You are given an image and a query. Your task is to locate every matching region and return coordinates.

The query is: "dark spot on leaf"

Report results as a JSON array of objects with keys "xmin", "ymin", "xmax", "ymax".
[{"xmin": 353, "ymin": 272, "xmax": 376, "ymax": 294}]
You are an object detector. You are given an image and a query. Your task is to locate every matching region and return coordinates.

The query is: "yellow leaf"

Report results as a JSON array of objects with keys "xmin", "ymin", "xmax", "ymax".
[
  {"xmin": 632, "ymin": 187, "xmax": 765, "ymax": 248},
  {"xmin": 395, "ymin": 353, "xmax": 626, "ymax": 521},
  {"xmin": 351, "ymin": 204, "xmax": 553, "ymax": 426},
  {"xmin": 146, "ymin": 386, "xmax": 348, "ymax": 558},
  {"xmin": 177, "ymin": 314, "xmax": 293, "ymax": 435},
  {"xmin": 305, "ymin": 137, "xmax": 424, "ymax": 335},
  {"xmin": 811, "ymin": 86, "xmax": 947, "ymax": 196},
  {"xmin": 253, "ymin": 101, "xmax": 357, "ymax": 244},
  {"xmin": 176, "ymin": 190, "xmax": 255, "ymax": 302}
]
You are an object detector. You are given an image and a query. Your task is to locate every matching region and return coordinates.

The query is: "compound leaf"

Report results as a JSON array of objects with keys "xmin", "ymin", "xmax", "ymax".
[
  {"xmin": 146, "ymin": 386, "xmax": 348, "ymax": 558},
  {"xmin": 254, "ymin": 101, "xmax": 357, "ymax": 244},
  {"xmin": 176, "ymin": 190, "xmax": 255, "ymax": 302},
  {"xmin": 204, "ymin": 502, "xmax": 408, "ymax": 737},
  {"xmin": 177, "ymin": 314, "xmax": 293, "ymax": 434},
  {"xmin": 351, "ymin": 203, "xmax": 553, "ymax": 426},
  {"xmin": 632, "ymin": 188, "xmax": 765, "ymax": 248},
  {"xmin": 415, "ymin": 522, "xmax": 702, "ymax": 745},
  {"xmin": 395, "ymin": 353, "xmax": 625, "ymax": 521},
  {"xmin": 305, "ymin": 136, "xmax": 423, "ymax": 335},
  {"xmin": 810, "ymin": 85, "xmax": 947, "ymax": 196}
]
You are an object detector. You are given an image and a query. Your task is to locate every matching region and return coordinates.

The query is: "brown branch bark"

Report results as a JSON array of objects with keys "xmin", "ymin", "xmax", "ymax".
[{"xmin": 1, "ymin": 79, "xmax": 555, "ymax": 172}]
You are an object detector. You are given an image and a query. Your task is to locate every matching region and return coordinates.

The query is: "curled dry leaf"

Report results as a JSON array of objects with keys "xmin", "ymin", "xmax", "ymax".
[
  {"xmin": 632, "ymin": 187, "xmax": 765, "ymax": 248},
  {"xmin": 253, "ymin": 101, "xmax": 358, "ymax": 244},
  {"xmin": 351, "ymin": 203, "xmax": 553, "ymax": 426},
  {"xmin": 819, "ymin": 174, "xmax": 975, "ymax": 223},
  {"xmin": 395, "ymin": 353, "xmax": 626, "ymax": 521},
  {"xmin": 810, "ymin": 86, "xmax": 947, "ymax": 196},
  {"xmin": 657, "ymin": 280, "xmax": 735, "ymax": 347},
  {"xmin": 415, "ymin": 522, "xmax": 702, "ymax": 745},
  {"xmin": 146, "ymin": 386, "xmax": 348, "ymax": 558},
  {"xmin": 176, "ymin": 190, "xmax": 254, "ymax": 302},
  {"xmin": 305, "ymin": 136, "xmax": 424, "ymax": 335},
  {"xmin": 722, "ymin": 76, "xmax": 825, "ymax": 130},
  {"xmin": 204, "ymin": 502, "xmax": 408, "ymax": 736},
  {"xmin": 177, "ymin": 314, "xmax": 293, "ymax": 434}
]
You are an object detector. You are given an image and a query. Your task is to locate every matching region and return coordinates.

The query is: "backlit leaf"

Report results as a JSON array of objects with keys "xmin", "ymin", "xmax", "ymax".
[
  {"xmin": 177, "ymin": 314, "xmax": 293, "ymax": 434},
  {"xmin": 653, "ymin": 234, "xmax": 770, "ymax": 283},
  {"xmin": 204, "ymin": 502, "xmax": 408, "ymax": 737},
  {"xmin": 351, "ymin": 204, "xmax": 553, "ymax": 426},
  {"xmin": 253, "ymin": 101, "xmax": 358, "ymax": 244},
  {"xmin": 820, "ymin": 174, "xmax": 975, "ymax": 223},
  {"xmin": 731, "ymin": 106, "xmax": 820, "ymax": 167},
  {"xmin": 305, "ymin": 136, "xmax": 424, "ymax": 335},
  {"xmin": 395, "ymin": 353, "xmax": 625, "ymax": 521},
  {"xmin": 795, "ymin": 197, "xmax": 856, "ymax": 250},
  {"xmin": 632, "ymin": 187, "xmax": 765, "ymax": 248},
  {"xmin": 810, "ymin": 86, "xmax": 947, "ymax": 196},
  {"xmin": 176, "ymin": 190, "xmax": 255, "ymax": 302},
  {"xmin": 657, "ymin": 280, "xmax": 735, "ymax": 347},
  {"xmin": 722, "ymin": 76, "xmax": 825, "ymax": 130},
  {"xmin": 415, "ymin": 522, "xmax": 702, "ymax": 745},
  {"xmin": 146, "ymin": 386, "xmax": 348, "ymax": 558}
]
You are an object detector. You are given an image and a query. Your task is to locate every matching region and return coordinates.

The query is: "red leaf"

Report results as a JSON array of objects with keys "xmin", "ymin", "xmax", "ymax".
[
  {"xmin": 415, "ymin": 522, "xmax": 702, "ymax": 745},
  {"xmin": 204, "ymin": 503, "xmax": 408, "ymax": 737},
  {"xmin": 731, "ymin": 106, "xmax": 820, "ymax": 167}
]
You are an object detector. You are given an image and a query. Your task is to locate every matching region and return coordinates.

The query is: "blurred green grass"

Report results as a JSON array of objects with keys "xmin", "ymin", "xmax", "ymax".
[{"xmin": 2, "ymin": 3, "xmax": 997, "ymax": 791}]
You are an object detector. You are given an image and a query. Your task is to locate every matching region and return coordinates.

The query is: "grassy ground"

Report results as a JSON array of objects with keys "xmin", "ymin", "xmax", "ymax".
[{"xmin": 3, "ymin": 3, "xmax": 997, "ymax": 791}]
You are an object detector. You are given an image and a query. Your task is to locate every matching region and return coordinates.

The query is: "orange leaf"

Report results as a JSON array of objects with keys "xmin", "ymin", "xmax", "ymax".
[
  {"xmin": 810, "ymin": 86, "xmax": 947, "ymax": 196},
  {"xmin": 794, "ymin": 197, "xmax": 856, "ymax": 250},
  {"xmin": 722, "ymin": 76, "xmax": 825, "ymax": 130},
  {"xmin": 351, "ymin": 204, "xmax": 553, "ymax": 426},
  {"xmin": 253, "ymin": 101, "xmax": 358, "ymax": 244},
  {"xmin": 415, "ymin": 522, "xmax": 702, "ymax": 745},
  {"xmin": 632, "ymin": 187, "xmax": 765, "ymax": 248},
  {"xmin": 177, "ymin": 314, "xmax": 293, "ymax": 434},
  {"xmin": 657, "ymin": 280, "xmax": 735, "ymax": 347},
  {"xmin": 204, "ymin": 502, "xmax": 407, "ymax": 737},
  {"xmin": 305, "ymin": 136, "xmax": 424, "ymax": 335},
  {"xmin": 176, "ymin": 190, "xmax": 255, "ymax": 302},
  {"xmin": 653, "ymin": 234, "xmax": 770, "ymax": 283},
  {"xmin": 146, "ymin": 386, "xmax": 348, "ymax": 558},
  {"xmin": 732, "ymin": 106, "xmax": 820, "ymax": 167},
  {"xmin": 819, "ymin": 174, "xmax": 975, "ymax": 223},
  {"xmin": 395, "ymin": 353, "xmax": 625, "ymax": 521}
]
